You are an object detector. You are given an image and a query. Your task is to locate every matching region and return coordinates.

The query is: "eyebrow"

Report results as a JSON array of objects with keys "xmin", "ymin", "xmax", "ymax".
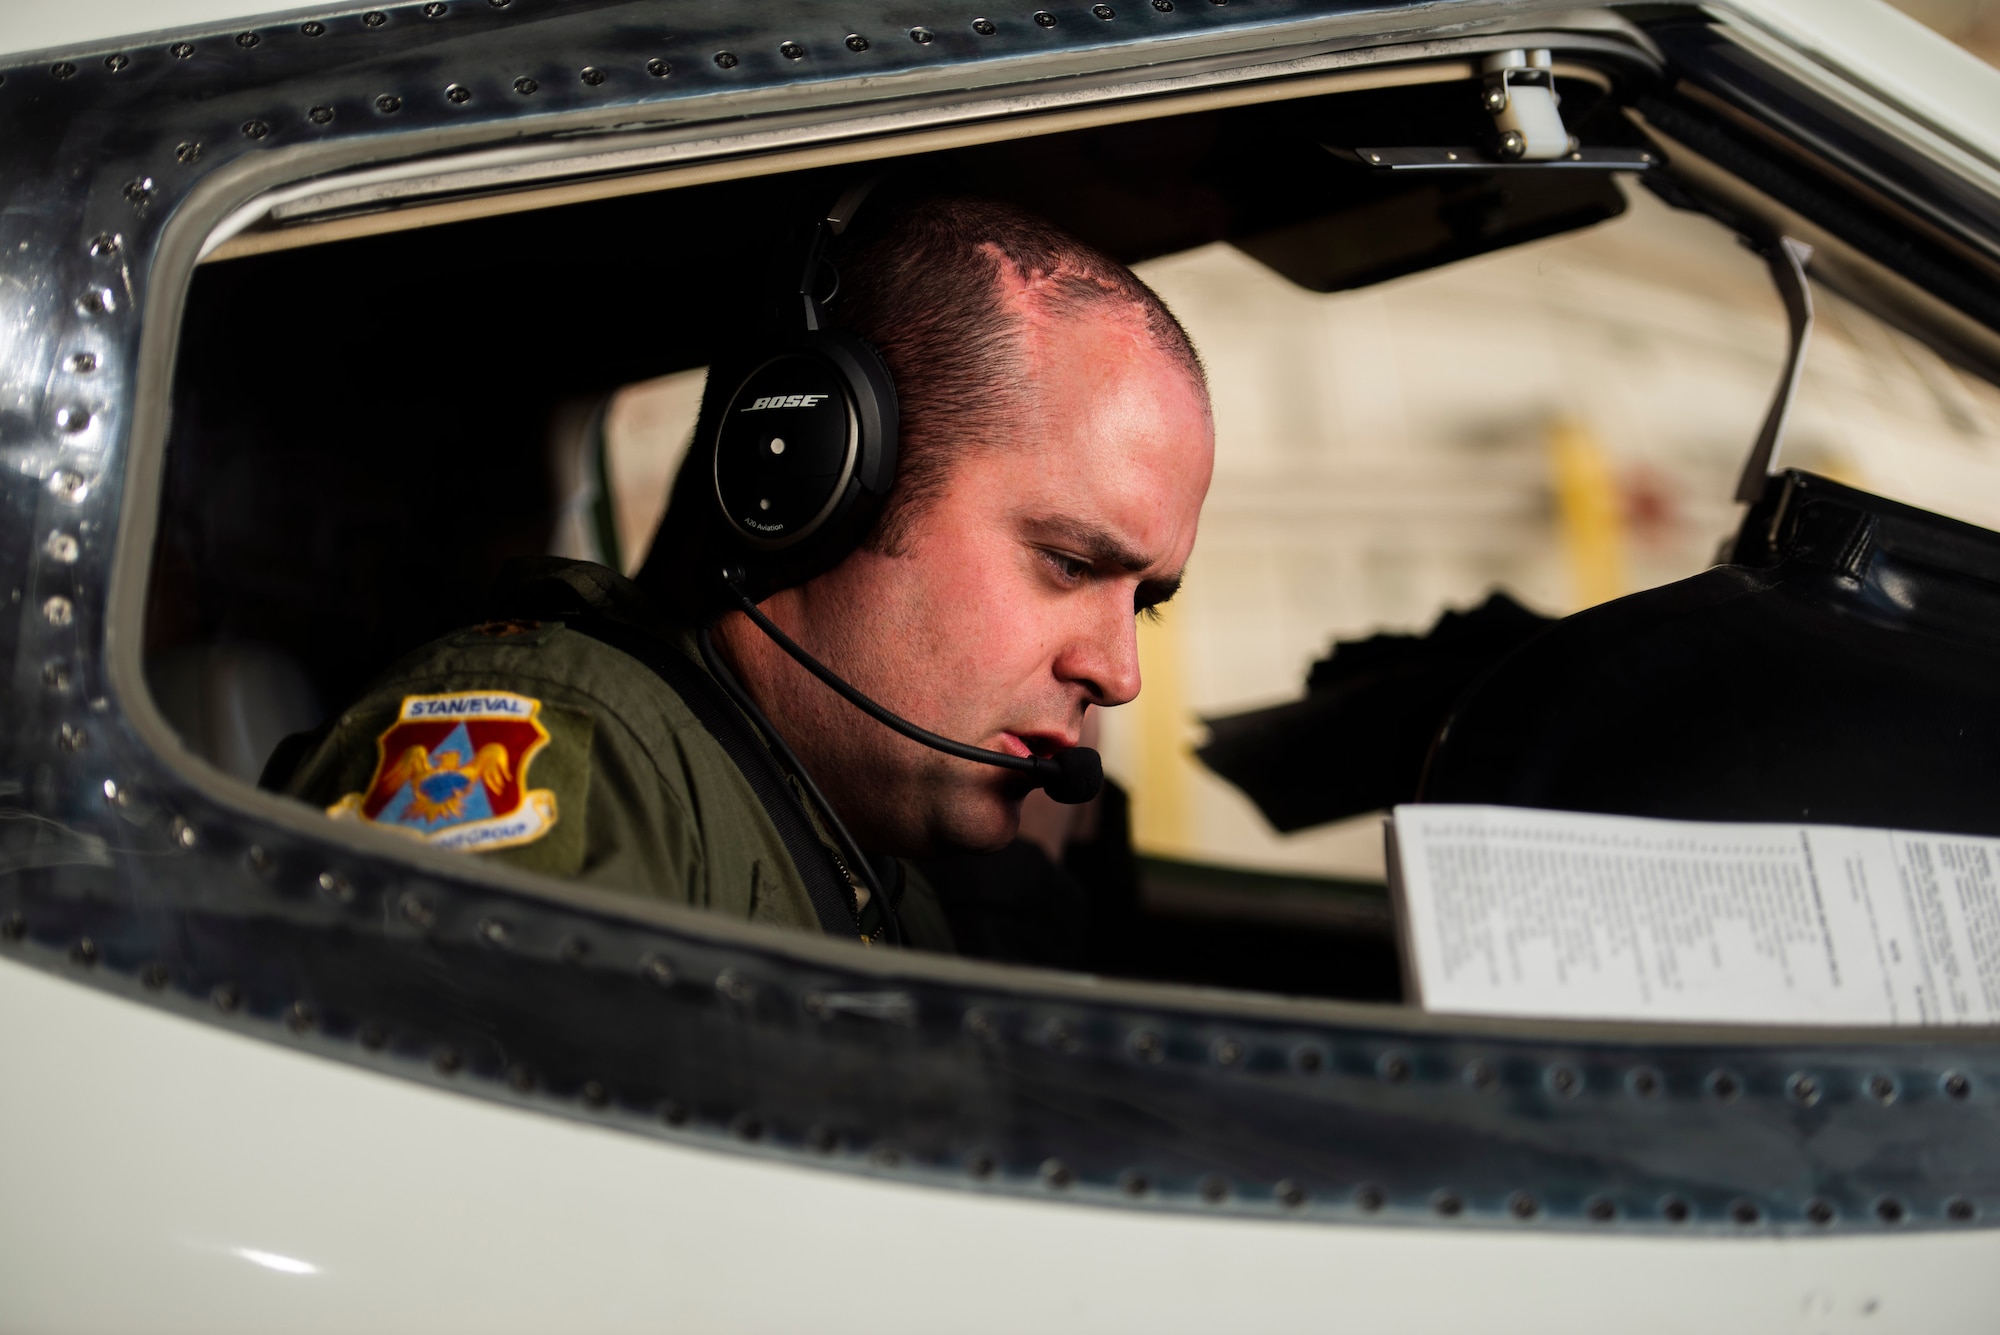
[{"xmin": 1023, "ymin": 515, "xmax": 1186, "ymax": 609}]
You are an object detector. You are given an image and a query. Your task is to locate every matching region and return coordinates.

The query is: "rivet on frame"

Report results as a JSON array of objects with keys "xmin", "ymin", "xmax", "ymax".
[
  {"xmin": 1806, "ymin": 1198, "xmax": 1836, "ymax": 1226},
  {"xmin": 966, "ymin": 1151, "xmax": 996, "ymax": 1179},
  {"xmin": 477, "ymin": 917, "xmax": 510, "ymax": 947},
  {"xmin": 58, "ymin": 722, "xmax": 86, "ymax": 751},
  {"xmin": 43, "ymin": 660, "xmax": 71, "ymax": 692},
  {"xmin": 445, "ymin": 83, "xmax": 471, "ymax": 103},
  {"xmin": 89, "ymin": 232, "xmax": 120, "ymax": 258},
  {"xmin": 1867, "ymin": 1073, "xmax": 1897, "ymax": 1104},
  {"xmin": 375, "ymin": 94, "xmax": 402, "ymax": 113},
  {"xmin": 808, "ymin": 1124, "xmax": 839, "ymax": 1153},
  {"xmin": 712, "ymin": 51, "xmax": 739, "ymax": 69},
  {"xmin": 359, "ymin": 1022, "xmax": 388, "ymax": 1049},
  {"xmin": 1212, "ymin": 1035, "xmax": 1243, "ymax": 1067},
  {"xmin": 51, "ymin": 62, "xmax": 77, "ymax": 80},
  {"xmin": 972, "ymin": 17, "xmax": 998, "ymax": 33},
  {"xmin": 170, "ymin": 817, "xmax": 197, "ymax": 849},
  {"xmin": 175, "ymin": 142, "xmax": 203, "ymax": 164},
  {"xmin": 424, "ymin": 2, "xmax": 448, "ymax": 16},
  {"xmin": 715, "ymin": 968, "xmax": 755, "ymax": 1003},
  {"xmin": 288, "ymin": 1001, "xmax": 317, "ymax": 1032},
  {"xmin": 1040, "ymin": 1158, "xmax": 1073, "ymax": 1189},
  {"xmin": 1377, "ymin": 1051, "xmax": 1411, "ymax": 1084},
  {"xmin": 1432, "ymin": 1190, "xmax": 1463, "ymax": 1217},
  {"xmin": 48, "ymin": 469, "xmax": 91, "ymax": 503},
  {"xmin": 1874, "ymin": 1197, "xmax": 1906, "ymax": 1224},
  {"xmin": 1043, "ymin": 1018, "xmax": 1078, "ymax": 1053},
  {"xmin": 1628, "ymin": 1067, "xmax": 1662, "ymax": 1098},
  {"xmin": 101, "ymin": 779, "xmax": 119, "ymax": 802},
  {"xmin": 1128, "ymin": 1029, "xmax": 1162, "ymax": 1062},
  {"xmin": 363, "ymin": 11, "xmax": 388, "ymax": 28},
  {"xmin": 580, "ymin": 66, "xmax": 607, "ymax": 86},
  {"xmin": 640, "ymin": 953, "xmax": 674, "ymax": 987},
  {"xmin": 910, "ymin": 26, "xmax": 937, "ymax": 43},
  {"xmin": 1033, "ymin": 10, "xmax": 1058, "ymax": 25},
  {"xmin": 733, "ymin": 1113, "xmax": 764, "ymax": 1142},
  {"xmin": 1547, "ymin": 1063, "xmax": 1580, "ymax": 1097},
  {"xmin": 212, "ymin": 982, "xmax": 241, "ymax": 1011},
  {"xmin": 399, "ymin": 892, "xmax": 435, "ymax": 927},
  {"xmin": 1119, "ymin": 1169, "xmax": 1150, "ymax": 1197},
  {"xmin": 963, "ymin": 1007, "xmax": 996, "ymax": 1040},
  {"xmin": 779, "ymin": 41, "xmax": 805, "ymax": 60},
  {"xmin": 1730, "ymin": 1199, "xmax": 1760, "ymax": 1226},
  {"xmin": 581, "ymin": 1080, "xmax": 609, "ymax": 1107},
  {"xmin": 244, "ymin": 844, "xmax": 273, "ymax": 874},
  {"xmin": 1786, "ymin": 1072, "xmax": 1821, "ymax": 1106},
  {"xmin": 1463, "ymin": 1059, "xmax": 1495, "ymax": 1091},
  {"xmin": 869, "ymin": 1146, "xmax": 900, "ymax": 1168},
  {"xmin": 558, "ymin": 935, "xmax": 589, "ymax": 964},
  {"xmin": 171, "ymin": 42, "xmax": 195, "ymax": 59},
  {"xmin": 71, "ymin": 937, "xmax": 99, "ymax": 966},
  {"xmin": 490, "ymin": 0, "xmax": 511, "ymax": 8},
  {"xmin": 302, "ymin": 21, "xmax": 327, "ymax": 36},
  {"xmin": 75, "ymin": 288, "xmax": 110, "ymax": 316},
  {"xmin": 1094, "ymin": 4, "xmax": 1115, "ymax": 16},
  {"xmin": 43, "ymin": 596, "xmax": 74, "ymax": 628},
  {"xmin": 1948, "ymin": 1197, "xmax": 1977, "ymax": 1222},
  {"xmin": 45, "ymin": 532, "xmax": 79, "ymax": 563},
  {"xmin": 434, "ymin": 1047, "xmax": 462, "ymax": 1074},
  {"xmin": 1942, "ymin": 1070, "xmax": 1972, "ymax": 1100},
  {"xmin": 123, "ymin": 178, "xmax": 154, "ymax": 208},
  {"xmin": 508, "ymin": 1064, "xmax": 536, "ymax": 1092},
  {"xmin": 141, "ymin": 963, "xmax": 170, "ymax": 989},
  {"xmin": 843, "ymin": 35, "xmax": 868, "ymax": 52},
  {"xmin": 105, "ymin": 54, "xmax": 130, "ymax": 72},
  {"xmin": 1199, "ymin": 1174, "xmax": 1228, "ymax": 1204},
  {"xmin": 0, "ymin": 912, "xmax": 26, "ymax": 943},
  {"xmin": 1661, "ymin": 1195, "xmax": 1691, "ymax": 1224},
  {"xmin": 316, "ymin": 869, "xmax": 355, "ymax": 903},
  {"xmin": 660, "ymin": 1098, "xmax": 688, "ymax": 1126},
  {"xmin": 1355, "ymin": 1184, "xmax": 1385, "ymax": 1213},
  {"xmin": 1508, "ymin": 1192, "xmax": 1540, "ymax": 1220},
  {"xmin": 55, "ymin": 405, "xmax": 91, "ymax": 433},
  {"xmin": 647, "ymin": 58, "xmax": 671, "ymax": 76},
  {"xmin": 1152, "ymin": 0, "xmax": 1174, "ymax": 11},
  {"xmin": 512, "ymin": 77, "xmax": 538, "ymax": 94},
  {"xmin": 1586, "ymin": 1195, "xmax": 1617, "ymax": 1223},
  {"xmin": 236, "ymin": 31, "xmax": 260, "ymax": 48},
  {"xmin": 1707, "ymin": 1069, "xmax": 1742, "ymax": 1102},
  {"xmin": 241, "ymin": 120, "xmax": 269, "ymax": 140},
  {"xmin": 309, "ymin": 105, "xmax": 334, "ymax": 124}
]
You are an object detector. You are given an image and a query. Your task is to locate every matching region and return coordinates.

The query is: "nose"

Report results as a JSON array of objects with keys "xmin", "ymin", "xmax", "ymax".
[{"xmin": 1054, "ymin": 592, "xmax": 1143, "ymax": 707}]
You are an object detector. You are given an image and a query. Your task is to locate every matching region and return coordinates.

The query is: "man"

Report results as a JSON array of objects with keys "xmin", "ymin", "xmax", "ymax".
[{"xmin": 279, "ymin": 196, "xmax": 1215, "ymax": 950}]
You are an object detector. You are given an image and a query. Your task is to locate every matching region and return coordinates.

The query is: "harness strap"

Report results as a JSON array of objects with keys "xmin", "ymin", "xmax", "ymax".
[{"xmin": 517, "ymin": 602, "xmax": 862, "ymax": 939}]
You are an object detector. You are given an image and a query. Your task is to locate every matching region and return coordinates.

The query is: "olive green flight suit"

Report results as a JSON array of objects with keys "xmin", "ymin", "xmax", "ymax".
[{"xmin": 281, "ymin": 559, "xmax": 953, "ymax": 949}]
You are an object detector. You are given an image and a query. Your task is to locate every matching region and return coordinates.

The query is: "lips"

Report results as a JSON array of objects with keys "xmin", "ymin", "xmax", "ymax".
[{"xmin": 998, "ymin": 728, "xmax": 1079, "ymax": 759}]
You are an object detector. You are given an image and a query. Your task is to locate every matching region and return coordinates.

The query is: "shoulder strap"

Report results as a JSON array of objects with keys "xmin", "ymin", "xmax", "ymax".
[{"xmin": 561, "ymin": 615, "xmax": 862, "ymax": 939}]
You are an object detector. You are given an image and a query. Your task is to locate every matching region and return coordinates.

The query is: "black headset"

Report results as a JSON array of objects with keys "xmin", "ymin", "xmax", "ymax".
[
  {"xmin": 705, "ymin": 180, "xmax": 900, "ymax": 588},
  {"xmin": 695, "ymin": 184, "xmax": 1104, "ymax": 810}
]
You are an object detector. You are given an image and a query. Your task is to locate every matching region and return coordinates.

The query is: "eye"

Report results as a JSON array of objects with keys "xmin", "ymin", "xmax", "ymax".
[{"xmin": 1042, "ymin": 549, "xmax": 1090, "ymax": 583}]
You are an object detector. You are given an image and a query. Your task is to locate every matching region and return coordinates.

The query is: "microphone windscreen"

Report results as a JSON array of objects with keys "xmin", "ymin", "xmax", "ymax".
[{"xmin": 1040, "ymin": 746, "xmax": 1104, "ymax": 805}]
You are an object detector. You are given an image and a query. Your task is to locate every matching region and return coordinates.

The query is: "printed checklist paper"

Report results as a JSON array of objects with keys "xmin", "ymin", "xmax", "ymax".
[{"xmin": 1388, "ymin": 805, "xmax": 2000, "ymax": 1025}]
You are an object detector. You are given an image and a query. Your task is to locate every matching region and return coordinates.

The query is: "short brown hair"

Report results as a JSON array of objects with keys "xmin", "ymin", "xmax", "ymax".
[{"xmin": 832, "ymin": 196, "xmax": 1206, "ymax": 553}]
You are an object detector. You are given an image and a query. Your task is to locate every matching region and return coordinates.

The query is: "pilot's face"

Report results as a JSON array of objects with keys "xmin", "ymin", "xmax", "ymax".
[{"xmin": 726, "ymin": 304, "xmax": 1214, "ymax": 856}]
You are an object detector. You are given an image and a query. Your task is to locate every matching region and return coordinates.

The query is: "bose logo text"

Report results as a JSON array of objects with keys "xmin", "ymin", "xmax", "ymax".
[{"xmin": 742, "ymin": 394, "xmax": 830, "ymax": 411}]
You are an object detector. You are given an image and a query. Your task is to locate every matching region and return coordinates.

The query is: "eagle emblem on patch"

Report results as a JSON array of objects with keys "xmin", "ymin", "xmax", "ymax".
[{"xmin": 328, "ymin": 691, "xmax": 557, "ymax": 852}]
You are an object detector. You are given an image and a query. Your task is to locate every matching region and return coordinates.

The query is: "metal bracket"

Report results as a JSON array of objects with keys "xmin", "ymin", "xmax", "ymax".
[
  {"xmin": 1482, "ymin": 49, "xmax": 1571, "ymax": 162},
  {"xmin": 1734, "ymin": 235, "xmax": 1816, "ymax": 502}
]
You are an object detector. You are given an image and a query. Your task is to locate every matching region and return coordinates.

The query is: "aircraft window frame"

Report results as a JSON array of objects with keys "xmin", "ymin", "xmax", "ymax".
[{"xmin": 13, "ymin": 1, "xmax": 1997, "ymax": 1238}]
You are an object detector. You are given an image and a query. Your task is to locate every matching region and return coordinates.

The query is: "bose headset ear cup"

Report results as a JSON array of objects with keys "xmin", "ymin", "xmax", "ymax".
[{"xmin": 706, "ymin": 326, "xmax": 898, "ymax": 592}]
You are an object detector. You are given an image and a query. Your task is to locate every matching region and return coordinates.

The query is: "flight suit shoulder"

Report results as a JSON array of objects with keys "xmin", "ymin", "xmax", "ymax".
[{"xmin": 281, "ymin": 619, "xmax": 822, "ymax": 932}]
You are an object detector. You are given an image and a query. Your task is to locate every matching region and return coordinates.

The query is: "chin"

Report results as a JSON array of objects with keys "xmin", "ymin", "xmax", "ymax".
[{"xmin": 925, "ymin": 789, "xmax": 1023, "ymax": 857}]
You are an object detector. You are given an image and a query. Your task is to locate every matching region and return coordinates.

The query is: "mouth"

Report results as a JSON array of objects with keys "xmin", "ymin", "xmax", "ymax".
[{"xmin": 997, "ymin": 728, "xmax": 1080, "ymax": 760}]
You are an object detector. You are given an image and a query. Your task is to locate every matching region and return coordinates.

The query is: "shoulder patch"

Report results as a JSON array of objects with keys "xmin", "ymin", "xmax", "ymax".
[{"xmin": 327, "ymin": 690, "xmax": 559, "ymax": 853}]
